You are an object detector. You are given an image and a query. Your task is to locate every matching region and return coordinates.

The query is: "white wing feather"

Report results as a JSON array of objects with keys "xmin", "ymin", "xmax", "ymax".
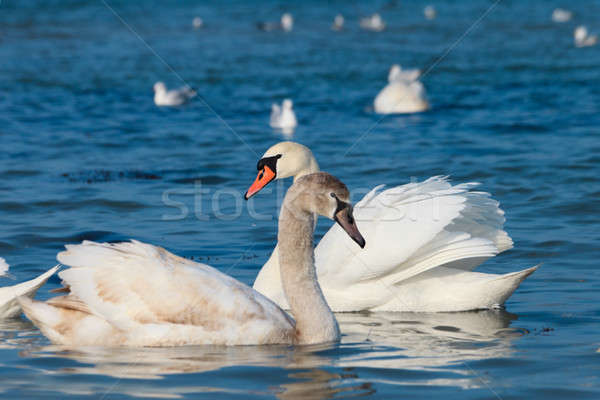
[{"xmin": 317, "ymin": 176, "xmax": 511, "ymax": 288}]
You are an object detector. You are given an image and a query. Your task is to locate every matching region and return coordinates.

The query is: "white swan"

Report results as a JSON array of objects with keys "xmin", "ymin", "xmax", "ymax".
[
  {"xmin": 270, "ymin": 99, "xmax": 297, "ymax": 131},
  {"xmin": 332, "ymin": 14, "xmax": 344, "ymax": 31},
  {"xmin": 244, "ymin": 142, "xmax": 537, "ymax": 312},
  {"xmin": 574, "ymin": 26, "xmax": 598, "ymax": 48},
  {"xmin": 360, "ymin": 14, "xmax": 385, "ymax": 32},
  {"xmin": 424, "ymin": 6, "xmax": 437, "ymax": 20},
  {"xmin": 374, "ymin": 65, "xmax": 430, "ymax": 114},
  {"xmin": 19, "ymin": 173, "xmax": 365, "ymax": 346},
  {"xmin": 0, "ymin": 258, "xmax": 58, "ymax": 318},
  {"xmin": 552, "ymin": 8, "xmax": 572, "ymax": 23},
  {"xmin": 153, "ymin": 82, "xmax": 196, "ymax": 107}
]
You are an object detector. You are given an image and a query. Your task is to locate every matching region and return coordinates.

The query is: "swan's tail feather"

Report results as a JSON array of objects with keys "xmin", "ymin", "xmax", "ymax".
[{"xmin": 486, "ymin": 265, "xmax": 538, "ymax": 307}]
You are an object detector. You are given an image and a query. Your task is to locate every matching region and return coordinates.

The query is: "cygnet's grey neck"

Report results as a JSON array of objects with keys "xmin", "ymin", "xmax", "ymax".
[{"xmin": 277, "ymin": 195, "xmax": 339, "ymax": 344}]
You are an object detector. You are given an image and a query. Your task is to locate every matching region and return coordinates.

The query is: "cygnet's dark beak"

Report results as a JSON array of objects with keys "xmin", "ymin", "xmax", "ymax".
[{"xmin": 333, "ymin": 201, "xmax": 366, "ymax": 249}]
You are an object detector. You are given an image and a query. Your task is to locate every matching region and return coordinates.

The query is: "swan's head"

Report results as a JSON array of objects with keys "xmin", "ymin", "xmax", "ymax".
[
  {"xmin": 153, "ymin": 82, "xmax": 166, "ymax": 93},
  {"xmin": 372, "ymin": 14, "xmax": 382, "ymax": 24},
  {"xmin": 575, "ymin": 26, "xmax": 587, "ymax": 41},
  {"xmin": 282, "ymin": 99, "xmax": 293, "ymax": 109},
  {"xmin": 244, "ymin": 141, "xmax": 319, "ymax": 200},
  {"xmin": 281, "ymin": 13, "xmax": 293, "ymax": 31},
  {"xmin": 288, "ymin": 172, "xmax": 365, "ymax": 248},
  {"xmin": 334, "ymin": 14, "xmax": 344, "ymax": 27},
  {"xmin": 388, "ymin": 64, "xmax": 401, "ymax": 82}
]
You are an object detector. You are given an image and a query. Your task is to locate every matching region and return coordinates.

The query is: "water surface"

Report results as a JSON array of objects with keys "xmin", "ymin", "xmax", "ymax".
[{"xmin": 1, "ymin": 0, "xmax": 599, "ymax": 398}]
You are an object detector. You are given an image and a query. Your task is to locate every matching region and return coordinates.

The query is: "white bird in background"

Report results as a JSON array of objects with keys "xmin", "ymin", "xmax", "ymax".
[
  {"xmin": 192, "ymin": 17, "xmax": 204, "ymax": 29},
  {"xmin": 374, "ymin": 64, "xmax": 430, "ymax": 114},
  {"xmin": 552, "ymin": 8, "xmax": 572, "ymax": 23},
  {"xmin": 332, "ymin": 14, "xmax": 344, "ymax": 31},
  {"xmin": 281, "ymin": 13, "xmax": 293, "ymax": 32},
  {"xmin": 574, "ymin": 26, "xmax": 598, "ymax": 48},
  {"xmin": 0, "ymin": 258, "xmax": 8, "ymax": 276},
  {"xmin": 424, "ymin": 5, "xmax": 437, "ymax": 20},
  {"xmin": 360, "ymin": 13, "xmax": 385, "ymax": 32},
  {"xmin": 257, "ymin": 13, "xmax": 293, "ymax": 32},
  {"xmin": 270, "ymin": 99, "xmax": 297, "ymax": 131},
  {"xmin": 0, "ymin": 258, "xmax": 59, "ymax": 319},
  {"xmin": 153, "ymin": 82, "xmax": 196, "ymax": 107}
]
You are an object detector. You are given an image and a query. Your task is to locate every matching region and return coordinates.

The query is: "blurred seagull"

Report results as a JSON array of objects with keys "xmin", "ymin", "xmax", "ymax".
[
  {"xmin": 153, "ymin": 82, "xmax": 196, "ymax": 107},
  {"xmin": 258, "ymin": 13, "xmax": 293, "ymax": 32},
  {"xmin": 552, "ymin": 8, "xmax": 572, "ymax": 23},
  {"xmin": 270, "ymin": 99, "xmax": 297, "ymax": 131},
  {"xmin": 424, "ymin": 5, "xmax": 437, "ymax": 20},
  {"xmin": 574, "ymin": 26, "xmax": 598, "ymax": 47},
  {"xmin": 360, "ymin": 13, "xmax": 385, "ymax": 32},
  {"xmin": 192, "ymin": 17, "xmax": 204, "ymax": 29},
  {"xmin": 332, "ymin": 14, "xmax": 344, "ymax": 31},
  {"xmin": 0, "ymin": 258, "xmax": 8, "ymax": 276}
]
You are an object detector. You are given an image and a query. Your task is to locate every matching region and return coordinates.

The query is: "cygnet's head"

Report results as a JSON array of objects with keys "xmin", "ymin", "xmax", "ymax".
[
  {"xmin": 244, "ymin": 141, "xmax": 319, "ymax": 199},
  {"xmin": 281, "ymin": 13, "xmax": 293, "ymax": 31},
  {"xmin": 282, "ymin": 99, "xmax": 293, "ymax": 109},
  {"xmin": 287, "ymin": 172, "xmax": 365, "ymax": 248},
  {"xmin": 153, "ymin": 82, "xmax": 166, "ymax": 93}
]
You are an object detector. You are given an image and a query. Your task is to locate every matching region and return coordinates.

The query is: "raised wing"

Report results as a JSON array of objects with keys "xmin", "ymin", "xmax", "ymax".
[{"xmin": 315, "ymin": 176, "xmax": 512, "ymax": 291}]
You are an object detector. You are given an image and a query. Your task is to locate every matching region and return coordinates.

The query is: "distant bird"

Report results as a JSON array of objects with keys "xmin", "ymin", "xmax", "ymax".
[
  {"xmin": 424, "ymin": 5, "xmax": 437, "ymax": 20},
  {"xmin": 281, "ymin": 13, "xmax": 293, "ymax": 32},
  {"xmin": 153, "ymin": 82, "xmax": 196, "ymax": 107},
  {"xmin": 332, "ymin": 14, "xmax": 344, "ymax": 31},
  {"xmin": 0, "ymin": 258, "xmax": 8, "ymax": 276},
  {"xmin": 552, "ymin": 8, "xmax": 572, "ymax": 23},
  {"xmin": 258, "ymin": 13, "xmax": 293, "ymax": 32},
  {"xmin": 0, "ymin": 258, "xmax": 59, "ymax": 319},
  {"xmin": 374, "ymin": 65, "xmax": 429, "ymax": 114},
  {"xmin": 574, "ymin": 26, "xmax": 598, "ymax": 47},
  {"xmin": 360, "ymin": 13, "xmax": 385, "ymax": 32},
  {"xmin": 270, "ymin": 99, "xmax": 297, "ymax": 131},
  {"xmin": 192, "ymin": 17, "xmax": 204, "ymax": 29}
]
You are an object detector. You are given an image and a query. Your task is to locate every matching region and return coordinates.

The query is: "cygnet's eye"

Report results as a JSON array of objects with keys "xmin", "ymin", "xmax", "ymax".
[{"xmin": 330, "ymin": 192, "xmax": 337, "ymax": 198}]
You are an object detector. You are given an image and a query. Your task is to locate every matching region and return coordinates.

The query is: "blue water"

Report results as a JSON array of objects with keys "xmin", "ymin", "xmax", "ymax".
[{"xmin": 1, "ymin": 0, "xmax": 599, "ymax": 398}]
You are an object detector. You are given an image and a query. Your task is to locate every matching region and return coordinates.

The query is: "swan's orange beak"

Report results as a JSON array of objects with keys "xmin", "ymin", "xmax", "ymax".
[
  {"xmin": 244, "ymin": 166, "xmax": 276, "ymax": 200},
  {"xmin": 334, "ymin": 204, "xmax": 366, "ymax": 249}
]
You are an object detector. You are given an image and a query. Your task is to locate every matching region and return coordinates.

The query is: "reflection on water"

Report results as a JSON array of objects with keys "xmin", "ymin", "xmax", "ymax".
[{"xmin": 4, "ymin": 310, "xmax": 524, "ymax": 398}]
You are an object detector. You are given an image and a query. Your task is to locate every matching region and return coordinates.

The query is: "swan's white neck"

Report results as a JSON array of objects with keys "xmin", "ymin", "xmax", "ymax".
[
  {"xmin": 253, "ymin": 152, "xmax": 321, "ymax": 303},
  {"xmin": 277, "ymin": 203, "xmax": 339, "ymax": 344},
  {"xmin": 291, "ymin": 158, "xmax": 320, "ymax": 182}
]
